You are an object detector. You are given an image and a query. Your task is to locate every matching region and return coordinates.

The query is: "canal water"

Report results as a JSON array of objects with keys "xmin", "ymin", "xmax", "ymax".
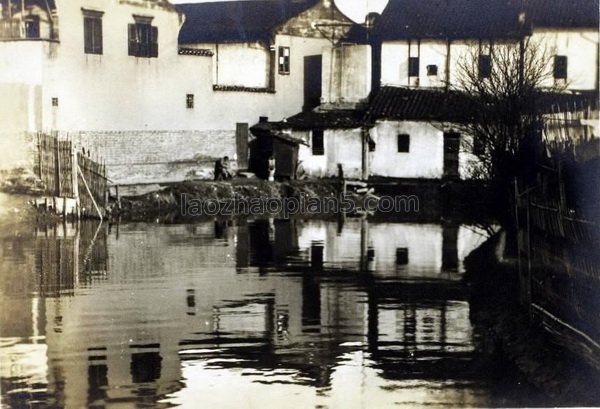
[{"xmin": 0, "ymin": 218, "xmax": 552, "ymax": 408}]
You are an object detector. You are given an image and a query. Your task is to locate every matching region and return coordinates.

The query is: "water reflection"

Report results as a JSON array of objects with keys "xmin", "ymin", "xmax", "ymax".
[{"xmin": 0, "ymin": 218, "xmax": 549, "ymax": 408}]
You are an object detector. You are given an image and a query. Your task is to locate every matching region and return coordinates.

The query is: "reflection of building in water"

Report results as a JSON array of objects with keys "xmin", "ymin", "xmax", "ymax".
[
  {"xmin": 0, "ymin": 221, "xmax": 109, "ymax": 407},
  {"xmin": 2, "ymin": 219, "xmax": 490, "ymax": 407}
]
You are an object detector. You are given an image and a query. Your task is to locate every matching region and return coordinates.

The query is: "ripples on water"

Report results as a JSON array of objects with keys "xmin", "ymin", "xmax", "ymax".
[{"xmin": 0, "ymin": 218, "xmax": 550, "ymax": 408}]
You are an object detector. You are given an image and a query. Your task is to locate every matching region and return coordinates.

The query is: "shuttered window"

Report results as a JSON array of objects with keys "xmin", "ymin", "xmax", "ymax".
[
  {"xmin": 554, "ymin": 55, "xmax": 567, "ymax": 79},
  {"xmin": 478, "ymin": 55, "xmax": 491, "ymax": 79},
  {"xmin": 128, "ymin": 21, "xmax": 158, "ymax": 58},
  {"xmin": 408, "ymin": 57, "xmax": 419, "ymax": 77},
  {"xmin": 278, "ymin": 46, "xmax": 290, "ymax": 74},
  {"xmin": 84, "ymin": 17, "xmax": 103, "ymax": 54}
]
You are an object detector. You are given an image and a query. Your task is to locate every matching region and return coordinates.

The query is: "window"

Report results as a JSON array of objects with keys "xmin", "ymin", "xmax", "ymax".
[
  {"xmin": 426, "ymin": 64, "xmax": 438, "ymax": 76},
  {"xmin": 83, "ymin": 10, "xmax": 103, "ymax": 55},
  {"xmin": 51, "ymin": 97, "xmax": 59, "ymax": 107},
  {"xmin": 473, "ymin": 135, "xmax": 485, "ymax": 155},
  {"xmin": 128, "ymin": 18, "xmax": 158, "ymax": 58},
  {"xmin": 24, "ymin": 16, "xmax": 40, "ymax": 38},
  {"xmin": 408, "ymin": 57, "xmax": 419, "ymax": 77},
  {"xmin": 312, "ymin": 130, "xmax": 324, "ymax": 156},
  {"xmin": 478, "ymin": 54, "xmax": 491, "ymax": 79},
  {"xmin": 397, "ymin": 134, "xmax": 410, "ymax": 153},
  {"xmin": 186, "ymin": 94, "xmax": 194, "ymax": 109},
  {"xmin": 396, "ymin": 248, "xmax": 409, "ymax": 265},
  {"xmin": 554, "ymin": 55, "xmax": 567, "ymax": 79},
  {"xmin": 278, "ymin": 46, "xmax": 290, "ymax": 74}
]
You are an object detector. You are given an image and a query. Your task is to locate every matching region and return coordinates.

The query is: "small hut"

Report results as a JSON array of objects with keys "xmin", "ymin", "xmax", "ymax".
[{"xmin": 249, "ymin": 121, "xmax": 308, "ymax": 180}]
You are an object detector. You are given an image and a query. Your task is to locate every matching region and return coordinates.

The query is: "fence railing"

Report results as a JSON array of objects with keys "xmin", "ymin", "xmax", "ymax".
[{"xmin": 35, "ymin": 132, "xmax": 108, "ymax": 218}]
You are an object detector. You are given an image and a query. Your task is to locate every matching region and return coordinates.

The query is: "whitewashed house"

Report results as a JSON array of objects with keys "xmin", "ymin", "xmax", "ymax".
[
  {"xmin": 267, "ymin": 0, "xmax": 598, "ymax": 181},
  {"xmin": 0, "ymin": 0, "xmax": 356, "ymax": 183}
]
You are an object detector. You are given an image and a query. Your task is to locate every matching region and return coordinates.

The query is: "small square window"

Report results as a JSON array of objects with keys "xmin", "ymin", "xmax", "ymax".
[
  {"xmin": 278, "ymin": 46, "xmax": 290, "ymax": 74},
  {"xmin": 408, "ymin": 57, "xmax": 419, "ymax": 77},
  {"xmin": 478, "ymin": 55, "xmax": 491, "ymax": 79},
  {"xmin": 396, "ymin": 248, "xmax": 409, "ymax": 265},
  {"xmin": 397, "ymin": 134, "xmax": 410, "ymax": 153},
  {"xmin": 312, "ymin": 129, "xmax": 324, "ymax": 156},
  {"xmin": 51, "ymin": 97, "xmax": 59, "ymax": 107},
  {"xmin": 554, "ymin": 55, "xmax": 567, "ymax": 79},
  {"xmin": 426, "ymin": 64, "xmax": 438, "ymax": 76},
  {"xmin": 186, "ymin": 94, "xmax": 194, "ymax": 109}
]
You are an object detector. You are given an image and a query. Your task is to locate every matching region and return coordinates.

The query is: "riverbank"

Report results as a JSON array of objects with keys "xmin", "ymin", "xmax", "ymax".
[{"xmin": 465, "ymin": 233, "xmax": 600, "ymax": 405}]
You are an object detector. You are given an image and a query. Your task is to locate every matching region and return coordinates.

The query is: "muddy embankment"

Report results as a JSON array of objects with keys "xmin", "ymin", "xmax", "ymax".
[
  {"xmin": 465, "ymin": 233, "xmax": 600, "ymax": 405},
  {"xmin": 110, "ymin": 179, "xmax": 342, "ymax": 220}
]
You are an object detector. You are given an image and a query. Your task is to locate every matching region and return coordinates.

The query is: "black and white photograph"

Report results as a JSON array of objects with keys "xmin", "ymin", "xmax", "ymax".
[{"xmin": 0, "ymin": 0, "xmax": 599, "ymax": 407}]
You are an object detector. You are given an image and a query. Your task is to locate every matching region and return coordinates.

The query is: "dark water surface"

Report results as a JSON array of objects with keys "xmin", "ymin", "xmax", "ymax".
[{"xmin": 0, "ymin": 218, "xmax": 552, "ymax": 408}]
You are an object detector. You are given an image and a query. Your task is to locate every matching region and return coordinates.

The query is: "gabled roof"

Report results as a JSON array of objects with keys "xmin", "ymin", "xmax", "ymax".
[
  {"xmin": 177, "ymin": 0, "xmax": 319, "ymax": 44},
  {"xmin": 366, "ymin": 86, "xmax": 475, "ymax": 123},
  {"xmin": 524, "ymin": 0, "xmax": 599, "ymax": 29},
  {"xmin": 374, "ymin": 0, "xmax": 599, "ymax": 42},
  {"xmin": 374, "ymin": 0, "xmax": 524, "ymax": 41},
  {"xmin": 283, "ymin": 109, "xmax": 366, "ymax": 129},
  {"xmin": 251, "ymin": 109, "xmax": 365, "ymax": 131}
]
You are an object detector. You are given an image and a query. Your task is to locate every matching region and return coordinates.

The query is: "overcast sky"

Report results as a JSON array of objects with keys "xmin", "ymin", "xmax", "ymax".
[{"xmin": 169, "ymin": 0, "xmax": 389, "ymax": 23}]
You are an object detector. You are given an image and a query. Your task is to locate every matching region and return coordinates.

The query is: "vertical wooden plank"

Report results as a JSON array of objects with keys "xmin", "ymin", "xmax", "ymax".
[{"xmin": 236, "ymin": 123, "xmax": 249, "ymax": 170}]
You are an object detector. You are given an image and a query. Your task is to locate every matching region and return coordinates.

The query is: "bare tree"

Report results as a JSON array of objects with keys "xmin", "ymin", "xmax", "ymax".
[{"xmin": 453, "ymin": 38, "xmax": 559, "ymax": 222}]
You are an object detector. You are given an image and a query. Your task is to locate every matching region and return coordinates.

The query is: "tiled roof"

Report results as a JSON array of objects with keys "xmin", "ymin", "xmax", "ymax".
[
  {"xmin": 283, "ymin": 109, "xmax": 367, "ymax": 129},
  {"xmin": 536, "ymin": 91, "xmax": 599, "ymax": 114},
  {"xmin": 366, "ymin": 86, "xmax": 475, "ymax": 123},
  {"xmin": 524, "ymin": 0, "xmax": 599, "ymax": 29},
  {"xmin": 250, "ymin": 122, "xmax": 309, "ymax": 145},
  {"xmin": 178, "ymin": 47, "xmax": 213, "ymax": 57},
  {"xmin": 177, "ymin": 0, "xmax": 318, "ymax": 44},
  {"xmin": 374, "ymin": 0, "xmax": 524, "ymax": 41},
  {"xmin": 373, "ymin": 0, "xmax": 598, "ymax": 41}
]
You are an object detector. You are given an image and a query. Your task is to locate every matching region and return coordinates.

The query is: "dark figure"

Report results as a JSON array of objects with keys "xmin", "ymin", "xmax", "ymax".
[
  {"xmin": 214, "ymin": 158, "xmax": 224, "ymax": 180},
  {"xmin": 214, "ymin": 156, "xmax": 233, "ymax": 180},
  {"xmin": 222, "ymin": 156, "xmax": 233, "ymax": 180}
]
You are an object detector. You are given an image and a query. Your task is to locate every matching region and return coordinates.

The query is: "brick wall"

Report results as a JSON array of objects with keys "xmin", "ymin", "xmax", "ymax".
[{"xmin": 71, "ymin": 130, "xmax": 237, "ymax": 185}]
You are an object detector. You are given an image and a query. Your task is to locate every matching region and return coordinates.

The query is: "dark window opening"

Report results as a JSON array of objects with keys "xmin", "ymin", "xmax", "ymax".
[
  {"xmin": 426, "ymin": 64, "xmax": 438, "ymax": 76},
  {"xmin": 397, "ymin": 134, "xmax": 410, "ymax": 153},
  {"xmin": 312, "ymin": 130, "xmax": 324, "ymax": 156},
  {"xmin": 408, "ymin": 57, "xmax": 419, "ymax": 77},
  {"xmin": 478, "ymin": 55, "xmax": 491, "ymax": 79},
  {"xmin": 554, "ymin": 55, "xmax": 567, "ymax": 79},
  {"xmin": 130, "ymin": 352, "xmax": 162, "ymax": 383},
  {"xmin": 128, "ymin": 22, "xmax": 158, "ymax": 58},
  {"xmin": 51, "ymin": 97, "xmax": 58, "ymax": 107},
  {"xmin": 24, "ymin": 16, "xmax": 40, "ymax": 38},
  {"xmin": 367, "ymin": 248, "xmax": 375, "ymax": 262},
  {"xmin": 84, "ymin": 16, "xmax": 103, "ymax": 55},
  {"xmin": 368, "ymin": 138, "xmax": 376, "ymax": 152},
  {"xmin": 186, "ymin": 94, "xmax": 194, "ymax": 109},
  {"xmin": 279, "ymin": 46, "xmax": 290, "ymax": 74},
  {"xmin": 396, "ymin": 248, "xmax": 409, "ymax": 265},
  {"xmin": 473, "ymin": 135, "xmax": 485, "ymax": 155}
]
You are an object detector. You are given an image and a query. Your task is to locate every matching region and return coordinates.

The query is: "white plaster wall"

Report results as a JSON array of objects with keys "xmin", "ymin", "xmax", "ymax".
[
  {"xmin": 370, "ymin": 120, "xmax": 444, "ymax": 178},
  {"xmin": 380, "ymin": 41, "xmax": 409, "ymax": 86},
  {"xmin": 197, "ymin": 42, "xmax": 270, "ymax": 88},
  {"xmin": 381, "ymin": 40, "xmax": 449, "ymax": 88},
  {"xmin": 321, "ymin": 44, "xmax": 371, "ymax": 105},
  {"xmin": 43, "ymin": 0, "xmax": 214, "ymax": 132},
  {"xmin": 381, "ymin": 33, "xmax": 599, "ymax": 91},
  {"xmin": 297, "ymin": 128, "xmax": 362, "ymax": 178},
  {"xmin": 531, "ymin": 29, "xmax": 599, "ymax": 91}
]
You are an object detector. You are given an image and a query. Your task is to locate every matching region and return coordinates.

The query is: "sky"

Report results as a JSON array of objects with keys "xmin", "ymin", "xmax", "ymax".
[{"xmin": 169, "ymin": 0, "xmax": 389, "ymax": 23}]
